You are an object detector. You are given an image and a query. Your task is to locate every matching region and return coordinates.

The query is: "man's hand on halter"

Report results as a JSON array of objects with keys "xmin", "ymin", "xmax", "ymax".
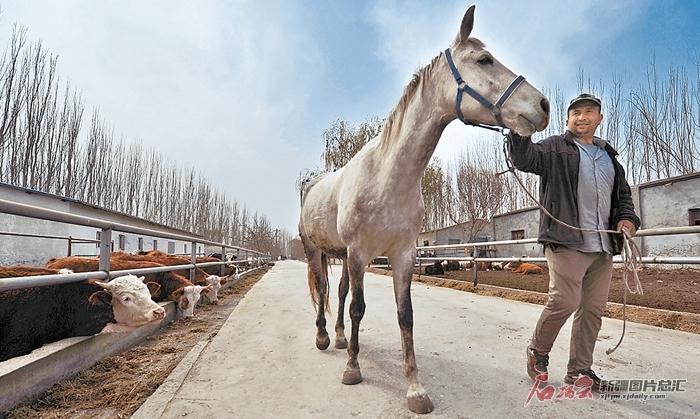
[{"xmin": 617, "ymin": 219, "xmax": 637, "ymax": 237}]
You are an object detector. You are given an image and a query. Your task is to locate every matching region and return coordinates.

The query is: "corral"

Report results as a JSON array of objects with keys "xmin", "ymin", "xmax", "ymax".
[{"xmin": 0, "ymin": 194, "xmax": 271, "ymax": 414}]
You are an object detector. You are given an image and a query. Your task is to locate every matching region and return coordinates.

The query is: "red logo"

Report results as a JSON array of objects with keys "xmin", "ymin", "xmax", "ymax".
[{"xmin": 525, "ymin": 374, "xmax": 593, "ymax": 407}]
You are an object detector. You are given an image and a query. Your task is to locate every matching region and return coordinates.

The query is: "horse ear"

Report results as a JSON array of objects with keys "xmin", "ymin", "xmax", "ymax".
[{"xmin": 456, "ymin": 5, "xmax": 476, "ymax": 45}]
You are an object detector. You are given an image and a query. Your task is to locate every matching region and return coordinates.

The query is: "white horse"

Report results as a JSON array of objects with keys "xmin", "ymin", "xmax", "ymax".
[{"xmin": 299, "ymin": 5, "xmax": 549, "ymax": 414}]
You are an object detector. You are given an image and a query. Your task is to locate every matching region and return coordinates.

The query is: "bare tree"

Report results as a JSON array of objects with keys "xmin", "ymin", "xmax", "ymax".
[
  {"xmin": 445, "ymin": 147, "xmax": 507, "ymax": 242},
  {"xmin": 322, "ymin": 116, "xmax": 383, "ymax": 171},
  {"xmin": 421, "ymin": 157, "xmax": 448, "ymax": 231}
]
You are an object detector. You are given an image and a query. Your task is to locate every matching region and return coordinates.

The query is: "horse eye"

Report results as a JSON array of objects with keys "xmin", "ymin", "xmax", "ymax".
[{"xmin": 477, "ymin": 56, "xmax": 493, "ymax": 65}]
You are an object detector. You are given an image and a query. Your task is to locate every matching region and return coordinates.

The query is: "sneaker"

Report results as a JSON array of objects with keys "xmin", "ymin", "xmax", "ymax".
[
  {"xmin": 565, "ymin": 369, "xmax": 602, "ymax": 392},
  {"xmin": 526, "ymin": 346, "xmax": 549, "ymax": 382}
]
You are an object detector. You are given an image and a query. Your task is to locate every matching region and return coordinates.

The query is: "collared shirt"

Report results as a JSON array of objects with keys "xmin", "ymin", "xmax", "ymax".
[{"xmin": 569, "ymin": 137, "xmax": 615, "ymax": 254}]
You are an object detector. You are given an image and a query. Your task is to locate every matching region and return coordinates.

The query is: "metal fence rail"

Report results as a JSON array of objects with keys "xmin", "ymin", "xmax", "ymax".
[
  {"xmin": 0, "ymin": 258, "xmax": 265, "ymax": 291},
  {"xmin": 415, "ymin": 225, "xmax": 700, "ymax": 252},
  {"xmin": 0, "ymin": 230, "xmax": 99, "ymax": 256},
  {"xmin": 368, "ymin": 225, "xmax": 700, "ymax": 286},
  {"xmin": 0, "ymin": 197, "xmax": 271, "ymax": 291}
]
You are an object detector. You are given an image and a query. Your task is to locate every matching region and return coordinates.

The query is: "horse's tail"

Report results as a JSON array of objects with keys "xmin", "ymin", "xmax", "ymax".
[{"xmin": 307, "ymin": 253, "xmax": 330, "ymax": 314}]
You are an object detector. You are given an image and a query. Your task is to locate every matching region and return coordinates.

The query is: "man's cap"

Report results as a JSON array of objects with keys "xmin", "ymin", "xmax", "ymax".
[{"xmin": 568, "ymin": 93, "xmax": 601, "ymax": 112}]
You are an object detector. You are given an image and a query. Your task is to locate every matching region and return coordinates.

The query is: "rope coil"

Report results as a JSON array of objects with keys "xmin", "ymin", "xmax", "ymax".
[{"xmin": 499, "ymin": 132, "xmax": 643, "ymax": 355}]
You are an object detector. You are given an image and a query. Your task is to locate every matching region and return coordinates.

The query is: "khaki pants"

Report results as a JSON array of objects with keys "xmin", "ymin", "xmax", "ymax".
[{"xmin": 530, "ymin": 247, "xmax": 613, "ymax": 375}]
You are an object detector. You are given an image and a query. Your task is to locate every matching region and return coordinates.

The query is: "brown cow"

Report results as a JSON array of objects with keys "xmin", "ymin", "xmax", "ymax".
[
  {"xmin": 476, "ymin": 261, "xmax": 492, "ymax": 271},
  {"xmin": 196, "ymin": 255, "xmax": 236, "ymax": 276},
  {"xmin": 48, "ymin": 256, "xmax": 168, "ymax": 284},
  {"xmin": 47, "ymin": 256, "xmax": 213, "ymax": 317},
  {"xmin": 514, "ymin": 263, "xmax": 544, "ymax": 275},
  {"xmin": 154, "ymin": 271, "xmax": 212, "ymax": 317},
  {"xmin": 199, "ymin": 274, "xmax": 232, "ymax": 304},
  {"xmin": 111, "ymin": 252, "xmax": 210, "ymax": 284},
  {"xmin": 503, "ymin": 261, "xmax": 519, "ymax": 271},
  {"xmin": 0, "ymin": 267, "xmax": 164, "ymax": 361}
]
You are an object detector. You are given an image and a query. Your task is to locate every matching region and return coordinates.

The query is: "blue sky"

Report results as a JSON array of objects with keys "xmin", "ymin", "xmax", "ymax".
[{"xmin": 1, "ymin": 1, "xmax": 698, "ymax": 233}]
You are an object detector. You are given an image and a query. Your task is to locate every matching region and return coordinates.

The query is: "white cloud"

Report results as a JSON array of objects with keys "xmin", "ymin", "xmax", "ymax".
[{"xmin": 0, "ymin": 0, "xmax": 323, "ymax": 233}]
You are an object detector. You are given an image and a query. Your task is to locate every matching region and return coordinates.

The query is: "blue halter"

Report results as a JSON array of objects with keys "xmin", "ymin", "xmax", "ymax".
[{"xmin": 444, "ymin": 48, "xmax": 525, "ymax": 132}]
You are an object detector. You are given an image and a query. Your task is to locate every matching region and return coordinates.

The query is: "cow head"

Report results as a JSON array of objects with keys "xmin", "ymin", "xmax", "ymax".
[
  {"xmin": 201, "ymin": 275, "xmax": 229, "ymax": 304},
  {"xmin": 170, "ymin": 284, "xmax": 212, "ymax": 317},
  {"xmin": 91, "ymin": 275, "xmax": 166, "ymax": 327}
]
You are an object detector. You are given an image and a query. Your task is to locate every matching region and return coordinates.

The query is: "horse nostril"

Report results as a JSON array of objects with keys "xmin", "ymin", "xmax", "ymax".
[{"xmin": 540, "ymin": 98, "xmax": 550, "ymax": 114}]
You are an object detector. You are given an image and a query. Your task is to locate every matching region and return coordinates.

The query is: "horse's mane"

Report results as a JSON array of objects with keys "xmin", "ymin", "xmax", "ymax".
[
  {"xmin": 380, "ymin": 54, "xmax": 442, "ymax": 142},
  {"xmin": 380, "ymin": 38, "xmax": 486, "ymax": 142}
]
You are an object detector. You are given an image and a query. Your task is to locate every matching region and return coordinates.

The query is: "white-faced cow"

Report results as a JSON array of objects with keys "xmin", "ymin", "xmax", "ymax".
[
  {"xmin": 0, "ymin": 267, "xmax": 164, "ymax": 362},
  {"xmin": 199, "ymin": 274, "xmax": 231, "ymax": 305}
]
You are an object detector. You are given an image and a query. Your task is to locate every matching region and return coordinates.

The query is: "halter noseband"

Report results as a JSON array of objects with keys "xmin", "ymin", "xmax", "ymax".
[{"xmin": 444, "ymin": 48, "xmax": 525, "ymax": 132}]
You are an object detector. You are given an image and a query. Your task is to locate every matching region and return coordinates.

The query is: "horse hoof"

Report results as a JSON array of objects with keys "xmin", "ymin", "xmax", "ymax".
[
  {"xmin": 341, "ymin": 368, "xmax": 363, "ymax": 385},
  {"xmin": 316, "ymin": 334, "xmax": 330, "ymax": 350},
  {"xmin": 407, "ymin": 393, "xmax": 434, "ymax": 414},
  {"xmin": 334, "ymin": 337, "xmax": 348, "ymax": 349}
]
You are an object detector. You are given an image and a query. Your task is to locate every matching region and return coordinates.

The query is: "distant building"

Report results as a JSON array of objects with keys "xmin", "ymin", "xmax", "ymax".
[
  {"xmin": 632, "ymin": 172, "xmax": 700, "ymax": 258},
  {"xmin": 490, "ymin": 206, "xmax": 540, "ymax": 258},
  {"xmin": 416, "ymin": 220, "xmax": 493, "ymax": 258}
]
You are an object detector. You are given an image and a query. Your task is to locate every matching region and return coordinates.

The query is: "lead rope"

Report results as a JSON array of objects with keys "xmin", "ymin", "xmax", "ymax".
[{"xmin": 497, "ymin": 132, "xmax": 643, "ymax": 355}]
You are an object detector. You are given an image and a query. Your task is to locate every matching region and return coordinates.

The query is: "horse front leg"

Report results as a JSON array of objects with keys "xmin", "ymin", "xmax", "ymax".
[
  {"xmin": 334, "ymin": 260, "xmax": 349, "ymax": 349},
  {"xmin": 391, "ymin": 250, "xmax": 434, "ymax": 414},
  {"xmin": 342, "ymin": 252, "xmax": 366, "ymax": 385}
]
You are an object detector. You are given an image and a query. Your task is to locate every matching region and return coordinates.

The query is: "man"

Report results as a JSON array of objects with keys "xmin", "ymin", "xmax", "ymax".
[{"xmin": 507, "ymin": 93, "xmax": 640, "ymax": 390}]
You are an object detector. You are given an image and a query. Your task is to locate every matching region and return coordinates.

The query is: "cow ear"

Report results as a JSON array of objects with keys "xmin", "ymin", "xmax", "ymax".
[
  {"xmin": 146, "ymin": 281, "xmax": 161, "ymax": 297},
  {"xmin": 88, "ymin": 290, "xmax": 112, "ymax": 306},
  {"xmin": 170, "ymin": 288, "xmax": 184, "ymax": 300},
  {"xmin": 220, "ymin": 278, "xmax": 228, "ymax": 285}
]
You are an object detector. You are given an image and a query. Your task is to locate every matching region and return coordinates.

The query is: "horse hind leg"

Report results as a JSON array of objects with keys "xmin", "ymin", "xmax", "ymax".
[
  {"xmin": 304, "ymin": 245, "xmax": 331, "ymax": 350},
  {"xmin": 334, "ymin": 260, "xmax": 349, "ymax": 349},
  {"xmin": 342, "ymin": 252, "xmax": 366, "ymax": 385}
]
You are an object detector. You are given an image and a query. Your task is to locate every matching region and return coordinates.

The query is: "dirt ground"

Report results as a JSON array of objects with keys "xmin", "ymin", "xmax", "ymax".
[
  {"xmin": 439, "ymin": 266, "xmax": 700, "ymax": 314},
  {"xmin": 367, "ymin": 266, "xmax": 700, "ymax": 335},
  {"xmin": 6, "ymin": 268, "xmax": 270, "ymax": 419}
]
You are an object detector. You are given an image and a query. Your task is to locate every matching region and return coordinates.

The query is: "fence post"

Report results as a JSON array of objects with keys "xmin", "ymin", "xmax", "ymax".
[
  {"xmin": 99, "ymin": 228, "xmax": 112, "ymax": 274},
  {"xmin": 190, "ymin": 241, "xmax": 197, "ymax": 282},
  {"xmin": 472, "ymin": 246, "xmax": 478, "ymax": 287},
  {"xmin": 221, "ymin": 245, "xmax": 226, "ymax": 276},
  {"xmin": 417, "ymin": 250, "xmax": 422, "ymax": 278},
  {"xmin": 67, "ymin": 236, "xmax": 73, "ymax": 256}
]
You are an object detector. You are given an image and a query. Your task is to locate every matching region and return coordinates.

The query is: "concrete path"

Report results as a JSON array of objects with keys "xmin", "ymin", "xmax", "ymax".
[{"xmin": 137, "ymin": 260, "xmax": 700, "ymax": 418}]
